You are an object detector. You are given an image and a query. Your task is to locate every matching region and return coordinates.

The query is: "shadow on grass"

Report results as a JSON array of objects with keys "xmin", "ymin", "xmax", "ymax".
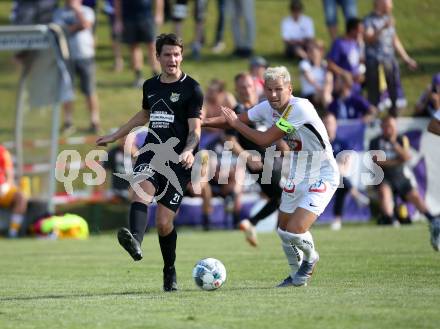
[
  {"xmin": 0, "ymin": 286, "xmax": 274, "ymax": 302},
  {"xmin": 0, "ymin": 290, "xmax": 157, "ymax": 302}
]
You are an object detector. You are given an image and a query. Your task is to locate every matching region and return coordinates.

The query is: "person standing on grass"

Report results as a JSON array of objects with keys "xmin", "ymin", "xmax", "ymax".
[
  {"xmin": 114, "ymin": 0, "xmax": 163, "ymax": 88},
  {"xmin": 203, "ymin": 66, "xmax": 339, "ymax": 287},
  {"xmin": 96, "ymin": 33, "xmax": 203, "ymax": 291},
  {"xmin": 54, "ymin": 0, "xmax": 101, "ymax": 134},
  {"xmin": 363, "ymin": 0, "xmax": 418, "ymax": 116}
]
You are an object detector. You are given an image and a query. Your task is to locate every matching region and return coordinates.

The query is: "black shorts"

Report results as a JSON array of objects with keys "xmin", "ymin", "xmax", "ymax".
[
  {"xmin": 133, "ymin": 152, "xmax": 191, "ymax": 212},
  {"xmin": 122, "ymin": 17, "xmax": 155, "ymax": 44},
  {"xmin": 383, "ymin": 175, "xmax": 413, "ymax": 200}
]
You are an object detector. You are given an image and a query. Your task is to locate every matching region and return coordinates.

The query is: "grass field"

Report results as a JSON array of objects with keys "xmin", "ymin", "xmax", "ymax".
[
  {"xmin": 1, "ymin": 0, "xmax": 440, "ymax": 143},
  {"xmin": 0, "ymin": 3, "xmax": 439, "ymax": 328},
  {"xmin": 1, "ymin": 224, "xmax": 439, "ymax": 329}
]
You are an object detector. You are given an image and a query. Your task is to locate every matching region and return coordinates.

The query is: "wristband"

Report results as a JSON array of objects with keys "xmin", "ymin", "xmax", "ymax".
[{"xmin": 276, "ymin": 118, "xmax": 294, "ymax": 134}]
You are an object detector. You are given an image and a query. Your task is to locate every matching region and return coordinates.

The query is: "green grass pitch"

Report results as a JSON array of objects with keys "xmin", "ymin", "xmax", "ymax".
[{"xmin": 1, "ymin": 224, "xmax": 439, "ymax": 329}]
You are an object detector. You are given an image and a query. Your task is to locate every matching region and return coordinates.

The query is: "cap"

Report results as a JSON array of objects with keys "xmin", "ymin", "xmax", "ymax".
[{"xmin": 250, "ymin": 56, "xmax": 268, "ymax": 68}]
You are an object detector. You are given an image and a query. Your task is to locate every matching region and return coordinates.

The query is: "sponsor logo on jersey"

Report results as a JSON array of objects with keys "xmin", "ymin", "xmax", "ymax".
[
  {"xmin": 309, "ymin": 179, "xmax": 327, "ymax": 193},
  {"xmin": 170, "ymin": 92, "xmax": 180, "ymax": 102},
  {"xmin": 286, "ymin": 138, "xmax": 302, "ymax": 151},
  {"xmin": 150, "ymin": 113, "xmax": 175, "ymax": 123},
  {"xmin": 283, "ymin": 179, "xmax": 296, "ymax": 193}
]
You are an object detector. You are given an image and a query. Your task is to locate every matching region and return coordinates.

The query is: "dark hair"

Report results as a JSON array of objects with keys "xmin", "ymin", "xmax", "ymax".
[
  {"xmin": 346, "ymin": 17, "xmax": 361, "ymax": 34},
  {"xmin": 234, "ymin": 72, "xmax": 252, "ymax": 84},
  {"xmin": 156, "ymin": 33, "xmax": 183, "ymax": 55},
  {"xmin": 290, "ymin": 0, "xmax": 303, "ymax": 12}
]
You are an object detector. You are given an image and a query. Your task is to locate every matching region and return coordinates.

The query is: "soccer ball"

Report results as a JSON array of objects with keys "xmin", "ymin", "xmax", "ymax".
[{"xmin": 192, "ymin": 258, "xmax": 227, "ymax": 291}]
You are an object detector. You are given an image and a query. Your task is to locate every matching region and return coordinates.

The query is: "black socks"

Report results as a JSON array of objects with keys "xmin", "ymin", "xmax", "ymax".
[
  {"xmin": 159, "ymin": 228, "xmax": 177, "ymax": 270},
  {"xmin": 129, "ymin": 202, "xmax": 149, "ymax": 244}
]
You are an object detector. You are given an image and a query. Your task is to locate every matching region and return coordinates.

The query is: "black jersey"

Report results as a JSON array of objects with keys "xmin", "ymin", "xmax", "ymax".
[{"xmin": 142, "ymin": 73, "xmax": 203, "ymax": 155}]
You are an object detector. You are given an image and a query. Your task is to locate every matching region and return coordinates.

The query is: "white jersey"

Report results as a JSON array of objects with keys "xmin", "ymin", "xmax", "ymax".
[{"xmin": 248, "ymin": 96, "xmax": 339, "ymax": 186}]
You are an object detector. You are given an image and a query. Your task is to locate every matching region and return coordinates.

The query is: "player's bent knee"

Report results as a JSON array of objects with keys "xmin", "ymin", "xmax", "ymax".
[
  {"xmin": 288, "ymin": 222, "xmax": 309, "ymax": 234},
  {"xmin": 156, "ymin": 220, "xmax": 173, "ymax": 236},
  {"xmin": 131, "ymin": 195, "xmax": 151, "ymax": 206}
]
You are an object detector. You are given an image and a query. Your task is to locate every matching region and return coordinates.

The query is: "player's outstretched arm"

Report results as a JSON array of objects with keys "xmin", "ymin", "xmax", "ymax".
[
  {"xmin": 202, "ymin": 111, "xmax": 251, "ymax": 129},
  {"xmin": 221, "ymin": 107, "xmax": 285, "ymax": 147},
  {"xmin": 96, "ymin": 110, "xmax": 150, "ymax": 146}
]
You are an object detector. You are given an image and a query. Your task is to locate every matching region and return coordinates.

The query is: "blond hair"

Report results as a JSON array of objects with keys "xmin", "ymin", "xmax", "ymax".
[{"xmin": 263, "ymin": 66, "xmax": 291, "ymax": 84}]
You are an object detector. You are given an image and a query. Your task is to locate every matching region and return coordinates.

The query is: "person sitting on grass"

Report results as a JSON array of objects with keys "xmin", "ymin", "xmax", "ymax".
[{"xmin": 0, "ymin": 145, "xmax": 28, "ymax": 238}]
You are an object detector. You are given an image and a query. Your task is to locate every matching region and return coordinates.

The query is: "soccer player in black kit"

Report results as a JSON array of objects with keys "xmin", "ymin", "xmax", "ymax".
[{"xmin": 96, "ymin": 33, "xmax": 203, "ymax": 291}]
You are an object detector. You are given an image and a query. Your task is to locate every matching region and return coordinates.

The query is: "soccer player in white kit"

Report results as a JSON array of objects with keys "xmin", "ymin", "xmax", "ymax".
[{"xmin": 213, "ymin": 66, "xmax": 340, "ymax": 286}]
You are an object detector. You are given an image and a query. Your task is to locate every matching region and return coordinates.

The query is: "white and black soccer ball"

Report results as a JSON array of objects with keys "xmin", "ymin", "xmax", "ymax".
[{"xmin": 192, "ymin": 258, "xmax": 227, "ymax": 291}]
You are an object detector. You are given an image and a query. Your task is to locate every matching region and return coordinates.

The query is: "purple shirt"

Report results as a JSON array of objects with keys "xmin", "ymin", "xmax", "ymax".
[
  {"xmin": 328, "ymin": 94, "xmax": 370, "ymax": 119},
  {"xmin": 327, "ymin": 37, "xmax": 362, "ymax": 76}
]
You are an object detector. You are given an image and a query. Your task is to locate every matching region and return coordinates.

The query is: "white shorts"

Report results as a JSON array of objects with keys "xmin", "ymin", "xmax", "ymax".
[{"xmin": 279, "ymin": 178, "xmax": 337, "ymax": 216}]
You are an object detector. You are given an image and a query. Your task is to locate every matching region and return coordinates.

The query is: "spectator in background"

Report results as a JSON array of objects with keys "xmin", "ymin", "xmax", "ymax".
[
  {"xmin": 322, "ymin": 0, "xmax": 357, "ymax": 40},
  {"xmin": 11, "ymin": 0, "xmax": 58, "ymax": 24},
  {"xmin": 172, "ymin": 0, "xmax": 207, "ymax": 60},
  {"xmin": 327, "ymin": 17, "xmax": 364, "ymax": 95},
  {"xmin": 203, "ymin": 79, "xmax": 237, "ymax": 123},
  {"xmin": 114, "ymin": 0, "xmax": 163, "ymax": 88},
  {"xmin": 415, "ymin": 73, "xmax": 440, "ymax": 118},
  {"xmin": 103, "ymin": 0, "xmax": 124, "ymax": 72},
  {"xmin": 322, "ymin": 112, "xmax": 369, "ymax": 231},
  {"xmin": 428, "ymin": 110, "xmax": 440, "ymax": 136},
  {"xmin": 227, "ymin": 0, "xmax": 256, "ymax": 58},
  {"xmin": 82, "ymin": 0, "xmax": 97, "ymax": 26},
  {"xmin": 328, "ymin": 73, "xmax": 377, "ymax": 122},
  {"xmin": 364, "ymin": 0, "xmax": 417, "ymax": 117},
  {"xmin": 369, "ymin": 117, "xmax": 440, "ymax": 251},
  {"xmin": 299, "ymin": 40, "xmax": 333, "ymax": 111},
  {"xmin": 185, "ymin": 152, "xmax": 213, "ymax": 231},
  {"xmin": 0, "ymin": 145, "xmax": 28, "ymax": 238},
  {"xmin": 201, "ymin": 79, "xmax": 240, "ymax": 230},
  {"xmin": 54, "ymin": 0, "xmax": 101, "ymax": 134},
  {"xmin": 225, "ymin": 72, "xmax": 285, "ymax": 246},
  {"xmin": 211, "ymin": 0, "xmax": 226, "ymax": 54},
  {"xmin": 281, "ymin": 0, "xmax": 315, "ymax": 60},
  {"xmin": 249, "ymin": 56, "xmax": 268, "ymax": 102}
]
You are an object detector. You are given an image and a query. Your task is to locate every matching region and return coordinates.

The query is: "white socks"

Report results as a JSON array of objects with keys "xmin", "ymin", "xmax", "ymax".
[
  {"xmin": 277, "ymin": 227, "xmax": 318, "ymax": 262},
  {"xmin": 9, "ymin": 213, "xmax": 24, "ymax": 238},
  {"xmin": 281, "ymin": 241, "xmax": 303, "ymax": 276}
]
